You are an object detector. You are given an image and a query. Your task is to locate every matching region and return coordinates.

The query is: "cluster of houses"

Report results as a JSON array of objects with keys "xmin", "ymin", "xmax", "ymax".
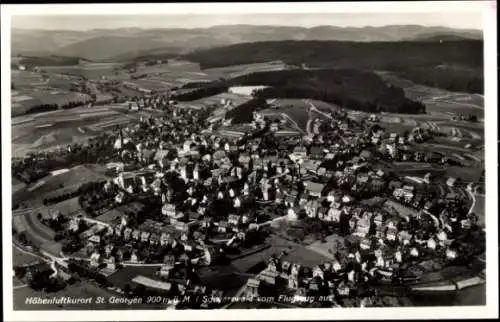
[{"xmin": 27, "ymin": 90, "xmax": 480, "ymax": 308}]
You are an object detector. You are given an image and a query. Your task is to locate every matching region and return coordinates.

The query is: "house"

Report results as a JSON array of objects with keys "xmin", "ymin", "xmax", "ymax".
[
  {"xmin": 310, "ymin": 147, "xmax": 324, "ymax": 160},
  {"xmin": 104, "ymin": 244, "xmax": 114, "ymax": 256},
  {"xmin": 446, "ymin": 177, "xmax": 457, "ymax": 187},
  {"xmin": 446, "ymin": 247, "xmax": 458, "ymax": 260},
  {"xmin": 356, "ymin": 174, "xmax": 370, "ymax": 185},
  {"xmin": 90, "ymin": 252, "xmax": 101, "ymax": 267},
  {"xmin": 386, "ymin": 227, "xmax": 398, "ymax": 241},
  {"xmin": 141, "ymin": 231, "xmax": 151, "ymax": 242},
  {"xmin": 292, "ymin": 146, "xmax": 308, "ymax": 159},
  {"xmin": 228, "ymin": 214, "xmax": 240, "ymax": 226},
  {"xmin": 342, "ymin": 195, "xmax": 353, "ymax": 204},
  {"xmin": 326, "ymin": 208, "xmax": 342, "ymax": 223},
  {"xmin": 360, "ymin": 150, "xmax": 373, "ymax": 161},
  {"xmin": 68, "ymin": 218, "xmax": 80, "ymax": 232},
  {"xmin": 238, "ymin": 153, "xmax": 251, "ymax": 168},
  {"xmin": 427, "ymin": 238, "xmax": 437, "ymax": 250},
  {"xmin": 89, "ymin": 235, "xmax": 101, "ymax": 244},
  {"xmin": 123, "ymin": 227, "xmax": 133, "ymax": 240},
  {"xmin": 359, "ymin": 238, "xmax": 372, "ymax": 250},
  {"xmin": 355, "ymin": 214, "xmax": 371, "ymax": 237},
  {"xmin": 260, "ymin": 264, "xmax": 279, "ymax": 285},
  {"xmin": 115, "ymin": 192, "xmax": 126, "ymax": 204},
  {"xmin": 245, "ymin": 278, "xmax": 260, "ymax": 298},
  {"xmin": 149, "ymin": 233, "xmax": 160, "ymax": 245},
  {"xmin": 370, "ymin": 178, "xmax": 386, "ymax": 193},
  {"xmin": 304, "ymin": 181, "xmax": 324, "ymax": 198},
  {"xmin": 132, "ymin": 229, "xmax": 141, "ymax": 240}
]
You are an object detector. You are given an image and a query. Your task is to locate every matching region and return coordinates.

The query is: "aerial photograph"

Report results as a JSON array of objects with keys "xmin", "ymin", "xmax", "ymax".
[{"xmin": 9, "ymin": 11, "xmax": 487, "ymax": 311}]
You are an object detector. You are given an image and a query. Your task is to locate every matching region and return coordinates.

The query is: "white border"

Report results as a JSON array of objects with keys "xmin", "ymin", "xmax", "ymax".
[{"xmin": 1, "ymin": 2, "xmax": 498, "ymax": 321}]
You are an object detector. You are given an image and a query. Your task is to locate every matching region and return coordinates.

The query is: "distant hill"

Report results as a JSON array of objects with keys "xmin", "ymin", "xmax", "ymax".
[
  {"xmin": 407, "ymin": 33, "xmax": 477, "ymax": 42},
  {"xmin": 12, "ymin": 25, "xmax": 483, "ymax": 60},
  {"xmin": 184, "ymin": 40, "xmax": 483, "ymax": 70},
  {"xmin": 56, "ymin": 36, "xmax": 170, "ymax": 61},
  {"xmin": 184, "ymin": 40, "xmax": 483, "ymax": 94}
]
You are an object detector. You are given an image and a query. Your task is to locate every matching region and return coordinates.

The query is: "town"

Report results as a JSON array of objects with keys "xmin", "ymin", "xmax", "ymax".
[
  {"xmin": 9, "ymin": 17, "xmax": 487, "ymax": 311},
  {"xmin": 12, "ymin": 91, "xmax": 486, "ymax": 309}
]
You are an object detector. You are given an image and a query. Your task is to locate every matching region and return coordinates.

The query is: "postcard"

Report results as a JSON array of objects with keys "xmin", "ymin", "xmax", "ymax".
[{"xmin": 1, "ymin": 1, "xmax": 498, "ymax": 321}]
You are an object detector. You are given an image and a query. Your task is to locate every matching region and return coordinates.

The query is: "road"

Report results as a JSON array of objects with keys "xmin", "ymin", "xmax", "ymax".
[{"xmin": 280, "ymin": 113, "xmax": 305, "ymax": 134}]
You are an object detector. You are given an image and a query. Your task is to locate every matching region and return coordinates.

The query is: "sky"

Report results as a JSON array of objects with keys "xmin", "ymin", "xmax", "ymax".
[{"xmin": 11, "ymin": 13, "xmax": 483, "ymax": 31}]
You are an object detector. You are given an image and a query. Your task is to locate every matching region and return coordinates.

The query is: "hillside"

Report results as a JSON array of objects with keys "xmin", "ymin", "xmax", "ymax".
[
  {"xmin": 12, "ymin": 25, "xmax": 482, "ymax": 60},
  {"xmin": 184, "ymin": 40, "xmax": 483, "ymax": 94},
  {"xmin": 226, "ymin": 69, "xmax": 425, "ymax": 116}
]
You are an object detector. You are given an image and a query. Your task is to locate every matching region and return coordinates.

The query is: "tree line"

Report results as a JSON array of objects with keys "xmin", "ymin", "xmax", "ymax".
[
  {"xmin": 25, "ymin": 99, "xmax": 93, "ymax": 115},
  {"xmin": 184, "ymin": 40, "xmax": 483, "ymax": 94},
  {"xmin": 170, "ymin": 83, "xmax": 229, "ymax": 102}
]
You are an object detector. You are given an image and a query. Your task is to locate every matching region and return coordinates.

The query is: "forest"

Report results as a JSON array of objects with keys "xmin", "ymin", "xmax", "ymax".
[
  {"xmin": 15, "ymin": 55, "xmax": 82, "ymax": 68},
  {"xmin": 184, "ymin": 40, "xmax": 483, "ymax": 94},
  {"xmin": 226, "ymin": 69, "xmax": 426, "ymax": 114}
]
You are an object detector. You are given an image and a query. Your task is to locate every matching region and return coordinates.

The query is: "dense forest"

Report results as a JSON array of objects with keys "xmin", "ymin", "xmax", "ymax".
[
  {"xmin": 15, "ymin": 55, "xmax": 82, "ymax": 68},
  {"xmin": 171, "ymin": 83, "xmax": 229, "ymax": 101},
  {"xmin": 225, "ymin": 97, "xmax": 269, "ymax": 123},
  {"xmin": 184, "ymin": 40, "xmax": 483, "ymax": 94},
  {"xmin": 397, "ymin": 66, "xmax": 483, "ymax": 93},
  {"xmin": 25, "ymin": 100, "xmax": 93, "ymax": 115},
  {"xmin": 226, "ymin": 69, "xmax": 425, "ymax": 114}
]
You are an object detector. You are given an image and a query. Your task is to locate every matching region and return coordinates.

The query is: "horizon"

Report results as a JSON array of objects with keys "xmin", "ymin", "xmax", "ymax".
[{"xmin": 11, "ymin": 13, "xmax": 483, "ymax": 31}]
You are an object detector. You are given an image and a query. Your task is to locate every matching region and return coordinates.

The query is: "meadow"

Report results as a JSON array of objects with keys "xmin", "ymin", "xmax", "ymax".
[
  {"xmin": 41, "ymin": 62, "xmax": 122, "ymax": 80},
  {"xmin": 11, "ymin": 90, "xmax": 92, "ymax": 117}
]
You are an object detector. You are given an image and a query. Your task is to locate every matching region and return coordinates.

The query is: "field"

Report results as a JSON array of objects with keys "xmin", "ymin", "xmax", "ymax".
[
  {"xmin": 306, "ymin": 234, "xmax": 346, "ymax": 260},
  {"xmin": 13, "ymin": 164, "xmax": 110, "ymax": 205},
  {"xmin": 379, "ymin": 72, "xmax": 484, "ymax": 119},
  {"xmin": 51, "ymin": 197, "xmax": 84, "ymax": 216},
  {"xmin": 12, "ymin": 246, "xmax": 43, "ymax": 267},
  {"xmin": 15, "ymin": 211, "xmax": 62, "ymax": 256},
  {"xmin": 11, "ymin": 89, "xmax": 92, "ymax": 116},
  {"xmin": 203, "ymin": 61, "xmax": 287, "ymax": 78},
  {"xmin": 12, "ymin": 106, "xmax": 136, "ymax": 158},
  {"xmin": 41, "ymin": 62, "xmax": 122, "ymax": 80}
]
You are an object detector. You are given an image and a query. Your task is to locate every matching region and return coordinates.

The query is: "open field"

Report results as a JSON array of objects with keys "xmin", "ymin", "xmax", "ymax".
[
  {"xmin": 203, "ymin": 61, "xmax": 287, "ymax": 78},
  {"xmin": 41, "ymin": 62, "xmax": 122, "ymax": 80},
  {"xmin": 378, "ymin": 72, "xmax": 484, "ymax": 118},
  {"xmin": 50, "ymin": 197, "xmax": 84, "ymax": 216},
  {"xmin": 15, "ymin": 211, "xmax": 62, "ymax": 256},
  {"xmin": 306, "ymin": 234, "xmax": 346, "ymax": 260},
  {"xmin": 12, "ymin": 246, "xmax": 43, "ymax": 267},
  {"xmin": 11, "ymin": 90, "xmax": 92, "ymax": 117},
  {"xmin": 192, "ymin": 92, "xmax": 252, "ymax": 107},
  {"xmin": 263, "ymin": 99, "xmax": 312, "ymax": 131},
  {"xmin": 13, "ymin": 164, "xmax": 110, "ymax": 205},
  {"xmin": 12, "ymin": 106, "xmax": 136, "ymax": 158}
]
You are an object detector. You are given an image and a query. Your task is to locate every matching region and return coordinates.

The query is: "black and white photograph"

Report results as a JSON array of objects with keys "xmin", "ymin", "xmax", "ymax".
[{"xmin": 1, "ymin": 2, "xmax": 498, "ymax": 321}]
